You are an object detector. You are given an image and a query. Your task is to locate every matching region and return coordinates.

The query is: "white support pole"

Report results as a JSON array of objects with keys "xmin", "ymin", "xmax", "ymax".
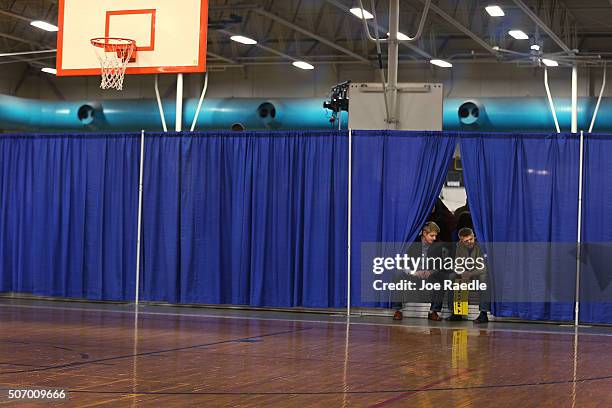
[
  {"xmin": 544, "ymin": 67, "xmax": 561, "ymax": 133},
  {"xmin": 571, "ymin": 65, "xmax": 578, "ymax": 133},
  {"xmin": 342, "ymin": 320, "xmax": 351, "ymax": 407},
  {"xmin": 572, "ymin": 326, "xmax": 579, "ymax": 406},
  {"xmin": 190, "ymin": 72, "xmax": 209, "ymax": 132},
  {"xmin": 574, "ymin": 130, "xmax": 584, "ymax": 326},
  {"xmin": 154, "ymin": 75, "xmax": 168, "ymax": 132},
  {"xmin": 347, "ymin": 128, "xmax": 352, "ymax": 317},
  {"xmin": 387, "ymin": 0, "xmax": 399, "ymax": 128},
  {"xmin": 368, "ymin": 0, "xmax": 391, "ymax": 123},
  {"xmin": 588, "ymin": 64, "xmax": 607, "ymax": 134},
  {"xmin": 176, "ymin": 73, "xmax": 184, "ymax": 132},
  {"xmin": 135, "ymin": 130, "xmax": 145, "ymax": 306}
]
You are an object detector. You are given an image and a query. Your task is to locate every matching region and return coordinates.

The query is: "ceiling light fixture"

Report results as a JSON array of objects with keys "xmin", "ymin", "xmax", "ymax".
[
  {"xmin": 388, "ymin": 32, "xmax": 411, "ymax": 41},
  {"xmin": 30, "ymin": 20, "xmax": 58, "ymax": 32},
  {"xmin": 292, "ymin": 61, "xmax": 314, "ymax": 70},
  {"xmin": 485, "ymin": 6, "xmax": 505, "ymax": 17},
  {"xmin": 349, "ymin": 7, "xmax": 374, "ymax": 20},
  {"xmin": 430, "ymin": 59, "xmax": 452, "ymax": 68},
  {"xmin": 509, "ymin": 30, "xmax": 529, "ymax": 40},
  {"xmin": 230, "ymin": 35, "xmax": 257, "ymax": 45}
]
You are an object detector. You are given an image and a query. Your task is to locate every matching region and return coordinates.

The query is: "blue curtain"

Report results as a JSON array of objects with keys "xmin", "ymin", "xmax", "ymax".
[
  {"xmin": 0, "ymin": 133, "xmax": 140, "ymax": 301},
  {"xmin": 460, "ymin": 132, "xmax": 579, "ymax": 321},
  {"xmin": 350, "ymin": 131, "xmax": 457, "ymax": 307},
  {"xmin": 580, "ymin": 133, "xmax": 612, "ymax": 324},
  {"xmin": 141, "ymin": 131, "xmax": 348, "ymax": 308},
  {"xmin": 5, "ymin": 129, "xmax": 604, "ymax": 323}
]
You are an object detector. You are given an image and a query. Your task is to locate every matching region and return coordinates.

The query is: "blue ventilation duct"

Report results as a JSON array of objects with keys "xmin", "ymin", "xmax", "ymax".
[
  {"xmin": 1, "ymin": 94, "xmax": 611, "ymax": 132},
  {"xmin": 444, "ymin": 98, "xmax": 612, "ymax": 132},
  {"xmin": 0, "ymin": 94, "xmax": 340, "ymax": 132}
]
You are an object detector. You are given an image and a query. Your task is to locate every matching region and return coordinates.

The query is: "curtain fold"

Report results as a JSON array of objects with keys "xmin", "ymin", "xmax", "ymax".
[
  {"xmin": 350, "ymin": 131, "xmax": 457, "ymax": 307},
  {"xmin": 0, "ymin": 133, "xmax": 140, "ymax": 300},
  {"xmin": 580, "ymin": 133, "xmax": 612, "ymax": 324},
  {"xmin": 459, "ymin": 132, "xmax": 579, "ymax": 321},
  {"xmin": 141, "ymin": 131, "xmax": 348, "ymax": 307}
]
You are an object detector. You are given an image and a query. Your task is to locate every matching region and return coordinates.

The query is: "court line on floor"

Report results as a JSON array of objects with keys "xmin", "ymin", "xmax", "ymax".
[
  {"xmin": 3, "ymin": 372, "xmax": 611, "ymax": 397},
  {"xmin": 2, "ymin": 302, "xmax": 612, "ymax": 338},
  {"xmin": 367, "ymin": 369, "xmax": 473, "ymax": 407},
  {"xmin": 0, "ymin": 326, "xmax": 312, "ymax": 376}
]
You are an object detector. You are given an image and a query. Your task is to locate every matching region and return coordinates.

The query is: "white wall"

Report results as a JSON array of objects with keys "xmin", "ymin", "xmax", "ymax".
[
  {"xmin": 3, "ymin": 61, "xmax": 610, "ymax": 101},
  {"xmin": 440, "ymin": 186, "xmax": 467, "ymax": 212}
]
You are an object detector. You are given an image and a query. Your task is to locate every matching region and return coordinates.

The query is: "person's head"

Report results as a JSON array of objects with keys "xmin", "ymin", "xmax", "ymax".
[
  {"xmin": 230, "ymin": 123, "xmax": 245, "ymax": 131},
  {"xmin": 421, "ymin": 222, "xmax": 440, "ymax": 245},
  {"xmin": 458, "ymin": 227, "xmax": 475, "ymax": 249}
]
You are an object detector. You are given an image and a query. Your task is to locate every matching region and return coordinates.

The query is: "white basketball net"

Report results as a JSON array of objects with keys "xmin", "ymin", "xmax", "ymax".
[{"xmin": 91, "ymin": 38, "xmax": 135, "ymax": 91}]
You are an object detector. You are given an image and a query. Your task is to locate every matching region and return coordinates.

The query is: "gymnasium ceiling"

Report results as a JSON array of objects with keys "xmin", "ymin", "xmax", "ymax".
[{"xmin": 1, "ymin": 0, "xmax": 612, "ymax": 73}]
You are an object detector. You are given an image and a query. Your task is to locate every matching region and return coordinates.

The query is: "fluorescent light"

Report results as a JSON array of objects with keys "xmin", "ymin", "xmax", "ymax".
[
  {"xmin": 230, "ymin": 35, "xmax": 257, "ymax": 45},
  {"xmin": 30, "ymin": 20, "xmax": 58, "ymax": 32},
  {"xmin": 485, "ymin": 5, "xmax": 505, "ymax": 17},
  {"xmin": 542, "ymin": 58, "xmax": 558, "ymax": 67},
  {"xmin": 492, "ymin": 46, "xmax": 500, "ymax": 51},
  {"xmin": 430, "ymin": 59, "xmax": 452, "ymax": 68},
  {"xmin": 509, "ymin": 30, "xmax": 529, "ymax": 40},
  {"xmin": 349, "ymin": 7, "xmax": 374, "ymax": 20},
  {"xmin": 292, "ymin": 61, "xmax": 314, "ymax": 70},
  {"xmin": 530, "ymin": 44, "xmax": 541, "ymax": 51},
  {"xmin": 41, "ymin": 67, "xmax": 57, "ymax": 75},
  {"xmin": 388, "ymin": 32, "xmax": 411, "ymax": 41}
]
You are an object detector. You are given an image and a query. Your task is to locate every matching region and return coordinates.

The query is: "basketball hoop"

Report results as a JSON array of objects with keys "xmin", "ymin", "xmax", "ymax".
[{"xmin": 90, "ymin": 37, "xmax": 136, "ymax": 90}]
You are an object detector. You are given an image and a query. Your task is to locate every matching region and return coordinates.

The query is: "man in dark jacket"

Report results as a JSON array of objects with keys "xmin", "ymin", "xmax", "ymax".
[
  {"xmin": 446, "ymin": 227, "xmax": 490, "ymax": 323},
  {"xmin": 393, "ymin": 221, "xmax": 448, "ymax": 321}
]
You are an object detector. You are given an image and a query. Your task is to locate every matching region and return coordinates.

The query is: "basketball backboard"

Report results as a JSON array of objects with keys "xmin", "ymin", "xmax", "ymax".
[
  {"xmin": 57, "ymin": 0, "xmax": 208, "ymax": 76},
  {"xmin": 348, "ymin": 83, "xmax": 443, "ymax": 130}
]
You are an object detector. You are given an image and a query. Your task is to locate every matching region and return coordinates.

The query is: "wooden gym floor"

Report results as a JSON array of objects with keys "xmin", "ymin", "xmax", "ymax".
[{"xmin": 1, "ymin": 299, "xmax": 611, "ymax": 407}]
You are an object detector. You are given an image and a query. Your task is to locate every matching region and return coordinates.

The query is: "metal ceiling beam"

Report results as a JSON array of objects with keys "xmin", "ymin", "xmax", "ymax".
[
  {"xmin": 415, "ymin": 0, "xmax": 497, "ymax": 55},
  {"xmin": 252, "ymin": 8, "xmax": 370, "ymax": 63},
  {"xmin": 217, "ymin": 29, "xmax": 302, "ymax": 62},
  {"xmin": 512, "ymin": 0, "xmax": 573, "ymax": 53},
  {"xmin": 207, "ymin": 58, "xmax": 532, "ymax": 68},
  {"xmin": 0, "ymin": 49, "xmax": 56, "ymax": 57},
  {"xmin": 323, "ymin": 0, "xmax": 432, "ymax": 59},
  {"xmin": 0, "ymin": 9, "xmax": 34, "ymax": 23},
  {"xmin": 0, "ymin": 55, "xmax": 55, "ymax": 66},
  {"xmin": 0, "ymin": 31, "xmax": 45, "ymax": 48},
  {"xmin": 207, "ymin": 51, "xmax": 238, "ymax": 65},
  {"xmin": 11, "ymin": 64, "xmax": 30, "ymax": 95},
  {"xmin": 42, "ymin": 72, "xmax": 66, "ymax": 100}
]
